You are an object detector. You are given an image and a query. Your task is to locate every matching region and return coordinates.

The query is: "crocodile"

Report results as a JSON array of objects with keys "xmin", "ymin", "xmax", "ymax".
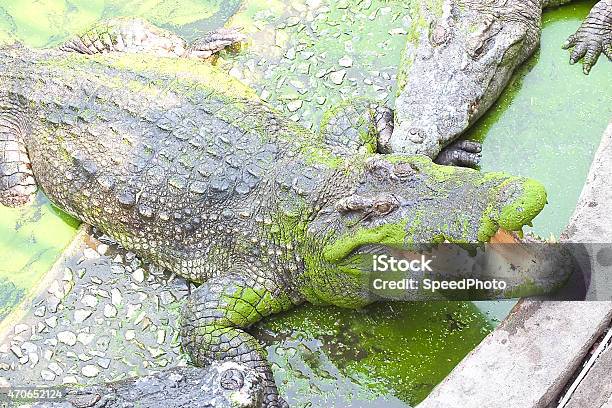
[
  {"xmin": 32, "ymin": 363, "xmax": 264, "ymax": 408},
  {"xmin": 0, "ymin": 19, "xmax": 554, "ymax": 408},
  {"xmin": 383, "ymin": 0, "xmax": 612, "ymax": 166}
]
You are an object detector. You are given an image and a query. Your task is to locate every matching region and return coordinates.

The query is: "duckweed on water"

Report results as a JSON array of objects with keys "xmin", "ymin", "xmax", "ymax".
[
  {"xmin": 0, "ymin": 193, "xmax": 78, "ymax": 320},
  {"xmin": 256, "ymin": 302, "xmax": 492, "ymax": 406},
  {"xmin": 0, "ymin": 0, "xmax": 241, "ymax": 47}
]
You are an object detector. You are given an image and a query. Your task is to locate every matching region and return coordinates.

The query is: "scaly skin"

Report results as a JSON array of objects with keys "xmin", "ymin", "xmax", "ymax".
[
  {"xmin": 1, "ymin": 21, "xmax": 553, "ymax": 407},
  {"xmin": 32, "ymin": 363, "xmax": 264, "ymax": 408},
  {"xmin": 59, "ymin": 17, "xmax": 246, "ymax": 59},
  {"xmin": 0, "ymin": 93, "xmax": 37, "ymax": 206},
  {"xmin": 387, "ymin": 0, "xmax": 611, "ymax": 166}
]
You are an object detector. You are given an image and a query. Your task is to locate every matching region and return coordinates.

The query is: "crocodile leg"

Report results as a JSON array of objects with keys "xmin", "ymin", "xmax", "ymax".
[
  {"xmin": 60, "ymin": 18, "xmax": 188, "ymax": 57},
  {"xmin": 434, "ymin": 140, "xmax": 482, "ymax": 167},
  {"xmin": 562, "ymin": 0, "xmax": 612, "ymax": 74},
  {"xmin": 180, "ymin": 273, "xmax": 298, "ymax": 408},
  {"xmin": 319, "ymin": 99, "xmax": 394, "ymax": 156},
  {"xmin": 0, "ymin": 93, "xmax": 36, "ymax": 207},
  {"xmin": 59, "ymin": 18, "xmax": 245, "ymax": 59}
]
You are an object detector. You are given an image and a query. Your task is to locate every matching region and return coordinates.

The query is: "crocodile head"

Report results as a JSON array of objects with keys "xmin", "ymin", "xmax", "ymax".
[
  {"xmin": 383, "ymin": 2, "xmax": 541, "ymax": 158},
  {"xmin": 304, "ymin": 155, "xmax": 546, "ymax": 304}
]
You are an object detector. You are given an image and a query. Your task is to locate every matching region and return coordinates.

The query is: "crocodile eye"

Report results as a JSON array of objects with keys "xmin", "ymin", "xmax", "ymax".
[{"xmin": 373, "ymin": 200, "xmax": 397, "ymax": 215}]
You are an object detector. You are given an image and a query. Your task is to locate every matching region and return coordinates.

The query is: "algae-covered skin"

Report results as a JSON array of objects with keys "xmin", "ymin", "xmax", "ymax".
[
  {"xmin": 0, "ymin": 25, "xmax": 551, "ymax": 405},
  {"xmin": 387, "ymin": 0, "xmax": 611, "ymax": 163}
]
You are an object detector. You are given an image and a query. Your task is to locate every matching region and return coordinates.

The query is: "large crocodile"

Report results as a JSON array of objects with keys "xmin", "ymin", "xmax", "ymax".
[
  {"xmin": 384, "ymin": 0, "xmax": 612, "ymax": 166},
  {"xmin": 0, "ymin": 19, "xmax": 553, "ymax": 407}
]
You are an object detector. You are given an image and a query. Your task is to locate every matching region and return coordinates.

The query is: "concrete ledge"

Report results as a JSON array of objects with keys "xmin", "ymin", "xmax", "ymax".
[
  {"xmin": 418, "ymin": 123, "xmax": 612, "ymax": 408},
  {"xmin": 565, "ymin": 338, "xmax": 612, "ymax": 408},
  {"xmin": 560, "ymin": 123, "xmax": 612, "ymax": 243},
  {"xmin": 418, "ymin": 300, "xmax": 612, "ymax": 408}
]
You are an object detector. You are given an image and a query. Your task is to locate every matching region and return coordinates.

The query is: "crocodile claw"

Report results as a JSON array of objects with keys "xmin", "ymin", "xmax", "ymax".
[
  {"xmin": 562, "ymin": 0, "xmax": 612, "ymax": 75},
  {"xmin": 434, "ymin": 140, "xmax": 482, "ymax": 168}
]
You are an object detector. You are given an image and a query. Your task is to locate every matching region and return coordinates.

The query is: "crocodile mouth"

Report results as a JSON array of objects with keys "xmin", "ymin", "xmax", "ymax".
[
  {"xmin": 331, "ymin": 243, "xmax": 397, "ymax": 277},
  {"xmin": 333, "ymin": 243, "xmax": 403, "ymax": 270},
  {"xmin": 322, "ymin": 221, "xmax": 410, "ymax": 265}
]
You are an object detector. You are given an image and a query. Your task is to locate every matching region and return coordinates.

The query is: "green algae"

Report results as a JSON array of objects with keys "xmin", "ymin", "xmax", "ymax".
[
  {"xmin": 0, "ymin": 0, "xmax": 241, "ymax": 47},
  {"xmin": 257, "ymin": 301, "xmax": 494, "ymax": 406},
  {"xmin": 478, "ymin": 177, "xmax": 548, "ymax": 242},
  {"xmin": 324, "ymin": 221, "xmax": 409, "ymax": 264},
  {"xmin": 0, "ymin": 193, "xmax": 78, "ymax": 320}
]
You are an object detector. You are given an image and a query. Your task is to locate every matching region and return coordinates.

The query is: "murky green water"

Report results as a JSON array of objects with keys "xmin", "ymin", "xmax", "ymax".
[
  {"xmin": 0, "ymin": 0, "xmax": 608, "ymax": 406},
  {"xmin": 0, "ymin": 0, "xmax": 241, "ymax": 47},
  {"xmin": 259, "ymin": 302, "xmax": 497, "ymax": 406},
  {"xmin": 0, "ymin": 194, "xmax": 78, "ymax": 321},
  {"xmin": 465, "ymin": 1, "xmax": 611, "ymax": 238}
]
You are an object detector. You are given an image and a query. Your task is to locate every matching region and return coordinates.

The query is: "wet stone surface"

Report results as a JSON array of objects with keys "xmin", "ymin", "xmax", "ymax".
[
  {"xmin": 0, "ymin": 229, "xmax": 191, "ymax": 387},
  {"xmin": 218, "ymin": 0, "xmax": 409, "ymax": 130}
]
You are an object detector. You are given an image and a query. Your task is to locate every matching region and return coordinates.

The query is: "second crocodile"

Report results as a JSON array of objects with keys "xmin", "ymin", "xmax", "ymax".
[{"xmin": 385, "ymin": 0, "xmax": 611, "ymax": 166}]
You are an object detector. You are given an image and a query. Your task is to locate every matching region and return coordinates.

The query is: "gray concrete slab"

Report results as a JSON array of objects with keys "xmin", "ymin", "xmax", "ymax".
[
  {"xmin": 417, "ymin": 300, "xmax": 612, "ymax": 408},
  {"xmin": 418, "ymin": 123, "xmax": 612, "ymax": 408},
  {"xmin": 561, "ymin": 124, "xmax": 612, "ymax": 407},
  {"xmin": 565, "ymin": 341, "xmax": 612, "ymax": 408},
  {"xmin": 561, "ymin": 123, "xmax": 612, "ymax": 244}
]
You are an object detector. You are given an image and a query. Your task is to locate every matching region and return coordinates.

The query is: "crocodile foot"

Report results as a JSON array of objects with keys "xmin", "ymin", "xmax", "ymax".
[
  {"xmin": 187, "ymin": 27, "xmax": 247, "ymax": 59},
  {"xmin": 563, "ymin": 0, "xmax": 612, "ymax": 75},
  {"xmin": 434, "ymin": 140, "xmax": 482, "ymax": 168}
]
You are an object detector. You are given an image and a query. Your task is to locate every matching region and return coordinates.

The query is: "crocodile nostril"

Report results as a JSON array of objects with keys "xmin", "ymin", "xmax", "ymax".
[
  {"xmin": 220, "ymin": 368, "xmax": 245, "ymax": 391},
  {"xmin": 408, "ymin": 128, "xmax": 425, "ymax": 144}
]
